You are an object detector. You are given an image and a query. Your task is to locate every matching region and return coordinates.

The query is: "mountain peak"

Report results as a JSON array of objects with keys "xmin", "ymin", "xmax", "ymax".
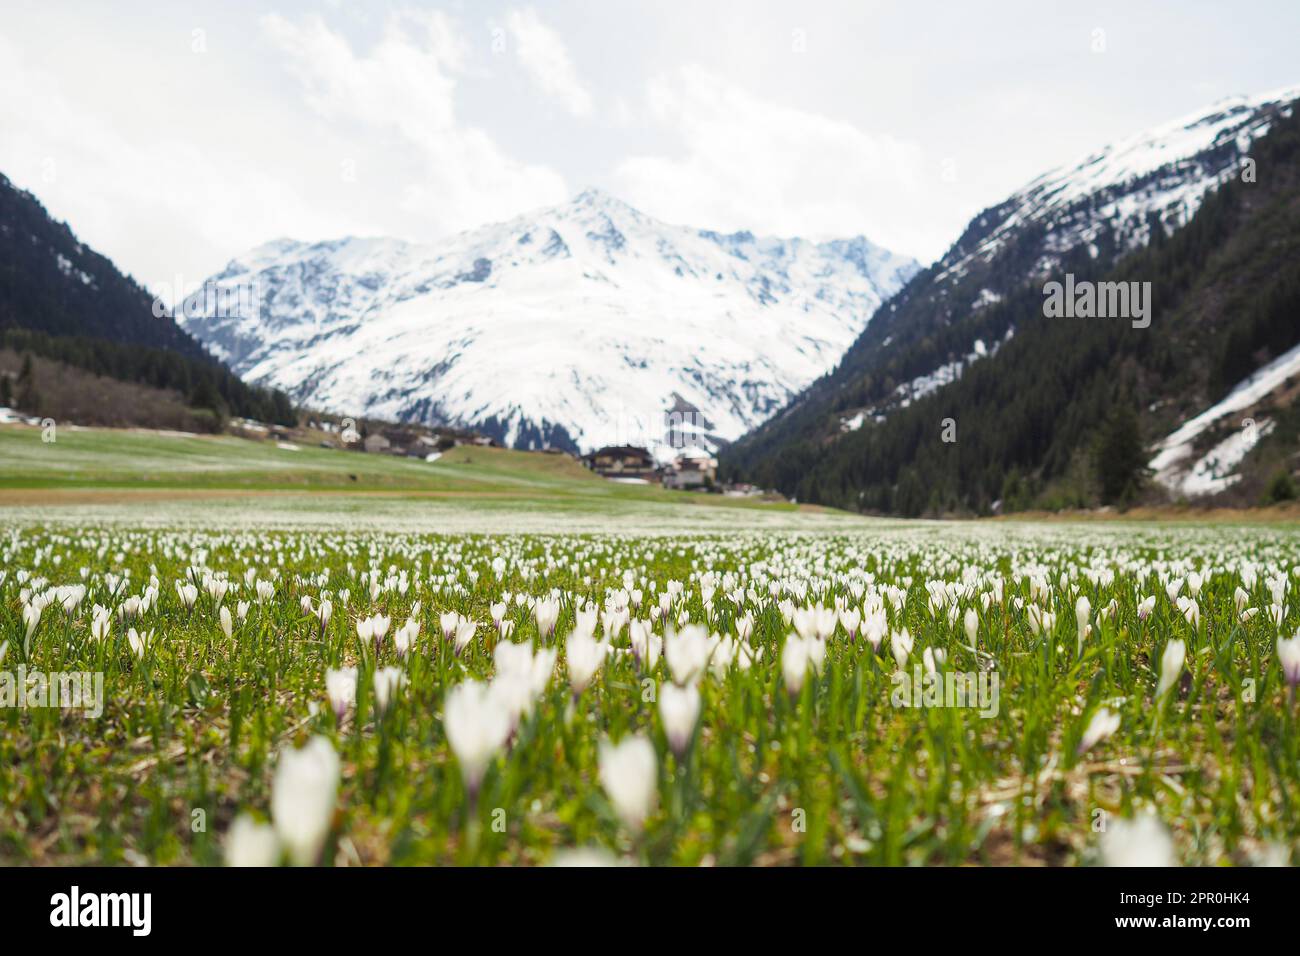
[
  {"xmin": 181, "ymin": 193, "xmax": 920, "ymax": 457},
  {"xmin": 563, "ymin": 187, "xmax": 644, "ymax": 224},
  {"xmin": 570, "ymin": 186, "xmax": 626, "ymax": 208}
]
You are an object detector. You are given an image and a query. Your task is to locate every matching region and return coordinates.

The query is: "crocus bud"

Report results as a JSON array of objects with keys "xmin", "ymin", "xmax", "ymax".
[
  {"xmin": 271, "ymin": 736, "xmax": 340, "ymax": 866},
  {"xmin": 658, "ymin": 682, "xmax": 700, "ymax": 757},
  {"xmin": 598, "ymin": 735, "xmax": 657, "ymax": 831},
  {"xmin": 1155, "ymin": 639, "xmax": 1186, "ymax": 700}
]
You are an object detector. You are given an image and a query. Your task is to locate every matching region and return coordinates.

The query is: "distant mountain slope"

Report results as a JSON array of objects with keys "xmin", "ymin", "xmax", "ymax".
[
  {"xmin": 0, "ymin": 173, "xmax": 208, "ymax": 358},
  {"xmin": 180, "ymin": 190, "xmax": 918, "ymax": 457},
  {"xmin": 0, "ymin": 173, "xmax": 295, "ymax": 427},
  {"xmin": 724, "ymin": 85, "xmax": 1300, "ymax": 511}
]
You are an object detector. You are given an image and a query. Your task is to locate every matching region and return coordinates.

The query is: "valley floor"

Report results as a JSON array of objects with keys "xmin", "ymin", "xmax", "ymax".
[{"xmin": 2, "ymin": 423, "xmax": 1298, "ymax": 867}]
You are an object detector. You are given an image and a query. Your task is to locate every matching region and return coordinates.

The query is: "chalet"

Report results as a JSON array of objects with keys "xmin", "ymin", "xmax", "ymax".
[
  {"xmin": 583, "ymin": 445, "xmax": 658, "ymax": 480},
  {"xmin": 363, "ymin": 433, "xmax": 391, "ymax": 454},
  {"xmin": 662, "ymin": 452, "xmax": 717, "ymax": 491}
]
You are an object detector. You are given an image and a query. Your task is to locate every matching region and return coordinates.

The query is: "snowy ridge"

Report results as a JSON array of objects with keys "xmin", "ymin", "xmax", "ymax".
[
  {"xmin": 940, "ymin": 84, "xmax": 1300, "ymax": 286},
  {"xmin": 853, "ymin": 85, "xmax": 1300, "ymax": 433},
  {"xmin": 1150, "ymin": 340, "xmax": 1300, "ymax": 497},
  {"xmin": 839, "ymin": 329, "xmax": 1012, "ymax": 432},
  {"xmin": 182, "ymin": 190, "xmax": 918, "ymax": 457}
]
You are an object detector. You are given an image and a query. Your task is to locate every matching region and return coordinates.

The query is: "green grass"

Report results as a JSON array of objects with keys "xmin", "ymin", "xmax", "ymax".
[
  {"xmin": 0, "ymin": 423, "xmax": 626, "ymax": 492},
  {"xmin": 0, "ymin": 423, "xmax": 811, "ymax": 522},
  {"xmin": 1, "ymin": 521, "xmax": 1297, "ymax": 866}
]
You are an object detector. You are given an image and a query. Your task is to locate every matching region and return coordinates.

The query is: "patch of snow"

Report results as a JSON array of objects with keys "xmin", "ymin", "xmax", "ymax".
[
  {"xmin": 1150, "ymin": 339, "xmax": 1300, "ymax": 495},
  {"xmin": 1179, "ymin": 419, "xmax": 1276, "ymax": 497}
]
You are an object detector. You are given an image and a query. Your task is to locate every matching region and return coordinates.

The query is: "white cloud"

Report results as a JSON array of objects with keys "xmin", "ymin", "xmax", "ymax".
[
  {"xmin": 613, "ymin": 67, "xmax": 959, "ymax": 259},
  {"xmin": 0, "ymin": 9, "xmax": 570, "ymax": 302},
  {"xmin": 0, "ymin": 30, "xmax": 340, "ymax": 302},
  {"xmin": 504, "ymin": 7, "xmax": 593, "ymax": 117},
  {"xmin": 262, "ymin": 10, "xmax": 569, "ymax": 234}
]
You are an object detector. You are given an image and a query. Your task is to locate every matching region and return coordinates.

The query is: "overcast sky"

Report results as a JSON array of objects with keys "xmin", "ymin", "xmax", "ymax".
[{"xmin": 3, "ymin": 0, "xmax": 1298, "ymax": 301}]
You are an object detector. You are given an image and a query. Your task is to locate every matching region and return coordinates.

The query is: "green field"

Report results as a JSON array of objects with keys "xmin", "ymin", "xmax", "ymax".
[
  {"xmin": 2, "ymin": 423, "xmax": 1298, "ymax": 868},
  {"xmin": 0, "ymin": 422, "xmax": 844, "ymax": 532},
  {"xmin": 2, "ymin": 521, "xmax": 1298, "ymax": 866},
  {"xmin": 0, "ymin": 423, "xmax": 681, "ymax": 496}
]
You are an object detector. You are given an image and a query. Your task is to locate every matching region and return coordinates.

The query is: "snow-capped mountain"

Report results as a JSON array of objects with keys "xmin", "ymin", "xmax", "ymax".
[
  {"xmin": 179, "ymin": 190, "xmax": 917, "ymax": 457},
  {"xmin": 847, "ymin": 84, "xmax": 1300, "ymax": 420},
  {"xmin": 725, "ymin": 83, "xmax": 1300, "ymax": 501},
  {"xmin": 938, "ymin": 83, "xmax": 1300, "ymax": 289}
]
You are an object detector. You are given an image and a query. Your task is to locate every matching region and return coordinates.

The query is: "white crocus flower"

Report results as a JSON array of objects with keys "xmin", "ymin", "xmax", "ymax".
[
  {"xmin": 1137, "ymin": 595, "xmax": 1156, "ymax": 621},
  {"xmin": 963, "ymin": 608, "xmax": 978, "ymax": 645},
  {"xmin": 659, "ymin": 682, "xmax": 700, "ymax": 756},
  {"xmin": 628, "ymin": 620, "xmax": 662, "ymax": 669},
  {"xmin": 394, "ymin": 618, "xmax": 419, "ymax": 658},
  {"xmin": 664, "ymin": 625, "xmax": 711, "ymax": 686},
  {"xmin": 22, "ymin": 602, "xmax": 41, "ymax": 646},
  {"xmin": 1102, "ymin": 813, "xmax": 1176, "ymax": 867},
  {"xmin": 863, "ymin": 609, "xmax": 887, "ymax": 651},
  {"xmin": 219, "ymin": 605, "xmax": 233, "ymax": 640},
  {"xmin": 534, "ymin": 597, "xmax": 561, "ymax": 638},
  {"xmin": 782, "ymin": 635, "xmax": 811, "ymax": 697},
  {"xmin": 90, "ymin": 608, "xmax": 111, "ymax": 642},
  {"xmin": 444, "ymin": 679, "xmax": 512, "ymax": 795},
  {"xmin": 453, "ymin": 618, "xmax": 477, "ymax": 654},
  {"xmin": 1027, "ymin": 604, "xmax": 1056, "ymax": 637},
  {"xmin": 176, "ymin": 581, "xmax": 198, "ymax": 610},
  {"xmin": 890, "ymin": 628, "xmax": 914, "ymax": 670},
  {"xmin": 1155, "ymin": 639, "xmax": 1186, "ymax": 700},
  {"xmin": 1277, "ymin": 632, "xmax": 1300, "ymax": 689},
  {"xmin": 566, "ymin": 630, "xmax": 607, "ymax": 694},
  {"xmin": 1077, "ymin": 707, "xmax": 1120, "ymax": 755},
  {"xmin": 225, "ymin": 813, "xmax": 281, "ymax": 867},
  {"xmin": 325, "ymin": 667, "xmax": 358, "ymax": 720},
  {"xmin": 1267, "ymin": 603, "xmax": 1284, "ymax": 628},
  {"xmin": 127, "ymin": 628, "xmax": 151, "ymax": 658},
  {"xmin": 598, "ymin": 735, "xmax": 657, "ymax": 831},
  {"xmin": 372, "ymin": 666, "xmax": 405, "ymax": 714},
  {"xmin": 271, "ymin": 736, "xmax": 340, "ymax": 866},
  {"xmin": 1074, "ymin": 595, "xmax": 1091, "ymax": 654},
  {"xmin": 356, "ymin": 613, "xmax": 391, "ymax": 651}
]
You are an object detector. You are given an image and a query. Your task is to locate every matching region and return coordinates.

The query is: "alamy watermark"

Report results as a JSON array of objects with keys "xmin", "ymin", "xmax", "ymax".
[
  {"xmin": 50, "ymin": 886, "xmax": 151, "ymax": 936},
  {"xmin": 890, "ymin": 665, "xmax": 1000, "ymax": 717},
  {"xmin": 0, "ymin": 666, "xmax": 104, "ymax": 717},
  {"xmin": 1043, "ymin": 274, "xmax": 1151, "ymax": 329},
  {"xmin": 152, "ymin": 277, "xmax": 261, "ymax": 323}
]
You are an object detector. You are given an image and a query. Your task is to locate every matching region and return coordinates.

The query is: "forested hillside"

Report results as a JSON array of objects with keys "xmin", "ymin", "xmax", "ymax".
[
  {"xmin": 723, "ymin": 105, "xmax": 1300, "ymax": 515},
  {"xmin": 0, "ymin": 173, "xmax": 295, "ymax": 427}
]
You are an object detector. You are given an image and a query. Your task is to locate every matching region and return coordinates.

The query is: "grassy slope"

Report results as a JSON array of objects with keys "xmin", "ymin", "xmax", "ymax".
[{"xmin": 0, "ymin": 423, "xmax": 814, "ymax": 519}]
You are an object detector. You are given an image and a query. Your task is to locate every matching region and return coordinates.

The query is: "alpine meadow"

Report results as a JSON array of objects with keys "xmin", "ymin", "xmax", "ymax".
[{"xmin": 1, "ymin": 1, "xmax": 1299, "ymax": 930}]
